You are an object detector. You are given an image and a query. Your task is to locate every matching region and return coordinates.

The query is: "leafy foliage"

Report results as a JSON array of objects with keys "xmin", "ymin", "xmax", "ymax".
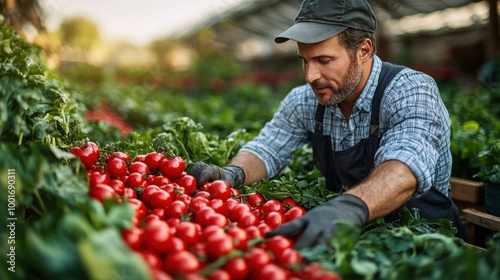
[
  {"xmin": 0, "ymin": 143, "xmax": 150, "ymax": 280},
  {"xmin": 0, "ymin": 17, "xmax": 85, "ymax": 148},
  {"xmin": 300, "ymin": 208, "xmax": 498, "ymax": 280}
]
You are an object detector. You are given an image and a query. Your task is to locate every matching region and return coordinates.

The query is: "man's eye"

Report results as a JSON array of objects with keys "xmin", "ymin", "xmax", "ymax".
[{"xmin": 319, "ymin": 59, "xmax": 331, "ymax": 64}]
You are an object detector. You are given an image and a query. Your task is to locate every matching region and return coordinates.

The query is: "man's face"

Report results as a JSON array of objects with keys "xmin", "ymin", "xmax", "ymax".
[{"xmin": 297, "ymin": 35, "xmax": 362, "ymax": 106}]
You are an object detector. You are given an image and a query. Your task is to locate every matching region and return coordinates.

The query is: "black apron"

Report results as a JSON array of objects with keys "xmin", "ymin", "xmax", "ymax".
[{"xmin": 307, "ymin": 62, "xmax": 467, "ymax": 240}]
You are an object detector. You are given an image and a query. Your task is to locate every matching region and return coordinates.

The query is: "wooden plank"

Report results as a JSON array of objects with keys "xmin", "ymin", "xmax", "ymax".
[
  {"xmin": 462, "ymin": 208, "xmax": 500, "ymax": 232},
  {"xmin": 450, "ymin": 177, "xmax": 484, "ymax": 203}
]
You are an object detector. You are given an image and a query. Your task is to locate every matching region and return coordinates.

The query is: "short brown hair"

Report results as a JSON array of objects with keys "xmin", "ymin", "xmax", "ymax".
[{"xmin": 340, "ymin": 28, "xmax": 376, "ymax": 58}]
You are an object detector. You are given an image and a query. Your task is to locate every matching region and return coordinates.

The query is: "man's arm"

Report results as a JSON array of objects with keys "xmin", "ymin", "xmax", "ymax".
[
  {"xmin": 266, "ymin": 159, "xmax": 418, "ymax": 249},
  {"xmin": 229, "ymin": 151, "xmax": 267, "ymax": 185},
  {"xmin": 346, "ymin": 159, "xmax": 417, "ymax": 220}
]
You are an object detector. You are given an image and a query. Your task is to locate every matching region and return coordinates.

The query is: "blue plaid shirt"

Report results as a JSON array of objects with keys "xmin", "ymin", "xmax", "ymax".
[{"xmin": 240, "ymin": 56, "xmax": 452, "ymax": 198}]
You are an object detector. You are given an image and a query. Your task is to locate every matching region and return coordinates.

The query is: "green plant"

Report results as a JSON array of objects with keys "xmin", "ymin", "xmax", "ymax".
[
  {"xmin": 476, "ymin": 139, "xmax": 500, "ymax": 184},
  {"xmin": 449, "ymin": 119, "xmax": 487, "ymax": 180}
]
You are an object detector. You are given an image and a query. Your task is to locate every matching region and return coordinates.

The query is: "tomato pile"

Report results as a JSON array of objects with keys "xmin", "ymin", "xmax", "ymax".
[{"xmin": 70, "ymin": 142, "xmax": 341, "ymax": 280}]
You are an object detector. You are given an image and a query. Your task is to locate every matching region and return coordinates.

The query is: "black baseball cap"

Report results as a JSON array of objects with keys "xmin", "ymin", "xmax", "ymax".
[{"xmin": 275, "ymin": 0, "xmax": 376, "ymax": 44}]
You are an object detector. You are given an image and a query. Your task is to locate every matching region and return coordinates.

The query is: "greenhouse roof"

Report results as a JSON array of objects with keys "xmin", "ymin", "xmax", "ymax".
[{"xmin": 178, "ymin": 0, "xmax": 487, "ymax": 44}]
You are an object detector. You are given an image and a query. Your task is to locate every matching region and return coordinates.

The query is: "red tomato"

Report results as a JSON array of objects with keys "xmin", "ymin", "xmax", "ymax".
[
  {"xmin": 208, "ymin": 198, "xmax": 228, "ymax": 215},
  {"xmin": 129, "ymin": 161, "xmax": 150, "ymax": 176},
  {"xmin": 123, "ymin": 188, "xmax": 137, "ymax": 199},
  {"xmin": 150, "ymin": 190, "xmax": 173, "ymax": 209},
  {"xmin": 226, "ymin": 226, "xmax": 249, "ymax": 251},
  {"xmin": 176, "ymin": 193, "xmax": 192, "ymax": 205},
  {"xmin": 107, "ymin": 158, "xmax": 128, "ymax": 178},
  {"xmin": 257, "ymin": 223, "xmax": 272, "ymax": 237},
  {"xmin": 207, "ymin": 180, "xmax": 232, "ymax": 201},
  {"xmin": 175, "ymin": 221, "xmax": 200, "ymax": 245},
  {"xmin": 151, "ymin": 175, "xmax": 171, "ymax": 187},
  {"xmin": 165, "ymin": 237, "xmax": 186, "ymax": 254},
  {"xmin": 143, "ymin": 220, "xmax": 172, "ymax": 254},
  {"xmin": 144, "ymin": 214, "xmax": 160, "ymax": 224},
  {"xmin": 207, "ymin": 212, "xmax": 229, "ymax": 228},
  {"xmin": 222, "ymin": 257, "xmax": 249, "ymax": 280},
  {"xmin": 121, "ymin": 227, "xmax": 144, "ymax": 250},
  {"xmin": 88, "ymin": 183, "xmax": 116, "ymax": 203},
  {"xmin": 208, "ymin": 269, "xmax": 231, "ymax": 280},
  {"xmin": 70, "ymin": 141, "xmax": 100, "ymax": 170},
  {"xmin": 141, "ymin": 185, "xmax": 160, "ymax": 205},
  {"xmin": 244, "ymin": 226, "xmax": 262, "ymax": 239},
  {"xmin": 133, "ymin": 154, "xmax": 146, "ymax": 162},
  {"xmin": 144, "ymin": 152, "xmax": 165, "ymax": 171},
  {"xmin": 161, "ymin": 183, "xmax": 179, "ymax": 201},
  {"xmin": 231, "ymin": 188, "xmax": 241, "ymax": 196},
  {"xmin": 246, "ymin": 247, "xmax": 272, "ymax": 271},
  {"xmin": 265, "ymin": 211, "xmax": 286, "ymax": 230},
  {"xmin": 166, "ymin": 217, "xmax": 181, "ymax": 229},
  {"xmin": 252, "ymin": 207, "xmax": 262, "ymax": 219},
  {"xmin": 191, "ymin": 243, "xmax": 207, "ymax": 265},
  {"xmin": 189, "ymin": 196, "xmax": 209, "ymax": 213},
  {"xmin": 284, "ymin": 206, "xmax": 306, "ymax": 222},
  {"xmin": 109, "ymin": 179, "xmax": 125, "ymax": 195},
  {"xmin": 246, "ymin": 192, "xmax": 265, "ymax": 208},
  {"xmin": 137, "ymin": 250, "xmax": 162, "ymax": 270},
  {"xmin": 165, "ymin": 200, "xmax": 188, "ymax": 219},
  {"xmin": 126, "ymin": 172, "xmax": 146, "ymax": 188},
  {"xmin": 261, "ymin": 199, "xmax": 284, "ymax": 215},
  {"xmin": 281, "ymin": 197, "xmax": 298, "ymax": 209},
  {"xmin": 176, "ymin": 174, "xmax": 197, "ymax": 196},
  {"xmin": 229, "ymin": 203, "xmax": 252, "ymax": 222},
  {"xmin": 88, "ymin": 171, "xmax": 110, "ymax": 188},
  {"xmin": 202, "ymin": 225, "xmax": 225, "ymax": 241},
  {"xmin": 237, "ymin": 212, "xmax": 258, "ymax": 228},
  {"xmin": 160, "ymin": 156, "xmax": 186, "ymax": 179},
  {"xmin": 195, "ymin": 206, "xmax": 216, "ymax": 227},
  {"xmin": 266, "ymin": 235, "xmax": 293, "ymax": 257},
  {"xmin": 113, "ymin": 151, "xmax": 130, "ymax": 162},
  {"xmin": 225, "ymin": 198, "xmax": 240, "ymax": 211},
  {"xmin": 164, "ymin": 250, "xmax": 200, "ymax": 275},
  {"xmin": 151, "ymin": 207, "xmax": 166, "ymax": 220},
  {"xmin": 205, "ymin": 232, "xmax": 234, "ymax": 260},
  {"xmin": 194, "ymin": 191, "xmax": 211, "ymax": 200},
  {"xmin": 128, "ymin": 198, "xmax": 147, "ymax": 220},
  {"xmin": 307, "ymin": 266, "xmax": 342, "ymax": 280},
  {"xmin": 257, "ymin": 263, "xmax": 287, "ymax": 280},
  {"xmin": 150, "ymin": 268, "xmax": 174, "ymax": 280},
  {"xmin": 199, "ymin": 183, "xmax": 209, "ymax": 192},
  {"xmin": 275, "ymin": 247, "xmax": 303, "ymax": 266}
]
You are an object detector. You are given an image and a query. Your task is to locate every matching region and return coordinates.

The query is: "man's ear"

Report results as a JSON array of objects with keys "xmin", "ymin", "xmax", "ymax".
[{"xmin": 358, "ymin": 38, "xmax": 373, "ymax": 62}]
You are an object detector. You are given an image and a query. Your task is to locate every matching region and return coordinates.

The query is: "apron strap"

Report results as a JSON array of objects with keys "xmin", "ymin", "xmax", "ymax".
[
  {"xmin": 370, "ymin": 62, "xmax": 406, "ymax": 137},
  {"xmin": 314, "ymin": 101, "xmax": 326, "ymax": 132}
]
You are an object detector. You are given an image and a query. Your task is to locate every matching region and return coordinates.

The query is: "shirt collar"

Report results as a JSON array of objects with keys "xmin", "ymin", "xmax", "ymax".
[{"xmin": 354, "ymin": 55, "xmax": 382, "ymax": 113}]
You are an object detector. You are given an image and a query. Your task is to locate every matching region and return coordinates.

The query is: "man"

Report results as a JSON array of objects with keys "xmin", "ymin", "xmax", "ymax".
[{"xmin": 189, "ymin": 0, "xmax": 467, "ymax": 248}]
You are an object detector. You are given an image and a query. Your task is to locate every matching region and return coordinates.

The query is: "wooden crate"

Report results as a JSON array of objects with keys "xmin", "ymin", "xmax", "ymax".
[{"xmin": 450, "ymin": 177, "xmax": 484, "ymax": 203}]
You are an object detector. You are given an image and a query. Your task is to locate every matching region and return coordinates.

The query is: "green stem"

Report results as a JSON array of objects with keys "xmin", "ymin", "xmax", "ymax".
[
  {"xmin": 29, "ymin": 205, "xmax": 43, "ymax": 217},
  {"xmin": 34, "ymin": 189, "xmax": 46, "ymax": 213}
]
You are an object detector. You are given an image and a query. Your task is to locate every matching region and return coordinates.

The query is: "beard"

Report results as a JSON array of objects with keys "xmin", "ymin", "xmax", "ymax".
[{"xmin": 313, "ymin": 57, "xmax": 362, "ymax": 106}]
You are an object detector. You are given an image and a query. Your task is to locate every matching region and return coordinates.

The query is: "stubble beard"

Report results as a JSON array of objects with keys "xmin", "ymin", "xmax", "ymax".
[{"xmin": 314, "ymin": 58, "xmax": 362, "ymax": 106}]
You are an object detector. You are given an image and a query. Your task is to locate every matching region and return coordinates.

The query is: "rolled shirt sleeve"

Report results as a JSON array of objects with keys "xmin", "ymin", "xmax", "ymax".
[{"xmin": 375, "ymin": 70, "xmax": 452, "ymax": 198}]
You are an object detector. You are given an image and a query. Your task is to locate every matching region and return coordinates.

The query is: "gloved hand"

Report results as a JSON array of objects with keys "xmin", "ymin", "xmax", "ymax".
[
  {"xmin": 188, "ymin": 161, "xmax": 245, "ymax": 188},
  {"xmin": 266, "ymin": 194, "xmax": 369, "ymax": 249}
]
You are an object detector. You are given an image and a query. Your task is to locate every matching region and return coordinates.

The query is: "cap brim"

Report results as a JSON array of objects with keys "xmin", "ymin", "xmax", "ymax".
[{"xmin": 274, "ymin": 22, "xmax": 347, "ymax": 44}]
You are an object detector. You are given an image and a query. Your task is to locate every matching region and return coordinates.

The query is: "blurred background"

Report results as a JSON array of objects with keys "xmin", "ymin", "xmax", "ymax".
[{"xmin": 2, "ymin": 0, "xmax": 500, "ymax": 143}]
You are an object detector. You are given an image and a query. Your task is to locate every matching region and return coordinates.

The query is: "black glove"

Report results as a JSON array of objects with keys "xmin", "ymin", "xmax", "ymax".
[
  {"xmin": 266, "ymin": 194, "xmax": 369, "ymax": 249},
  {"xmin": 188, "ymin": 161, "xmax": 245, "ymax": 188}
]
